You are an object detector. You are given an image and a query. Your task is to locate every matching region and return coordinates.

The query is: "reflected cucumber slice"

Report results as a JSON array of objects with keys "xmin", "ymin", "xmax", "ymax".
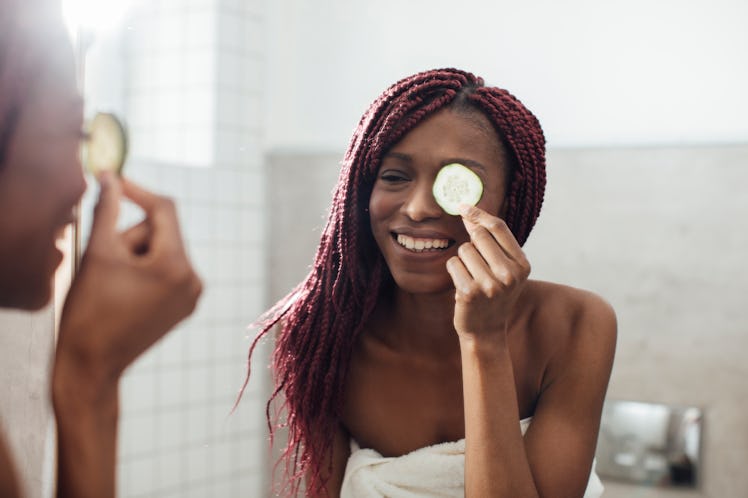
[
  {"xmin": 82, "ymin": 112, "xmax": 128, "ymax": 176},
  {"xmin": 432, "ymin": 163, "xmax": 483, "ymax": 215}
]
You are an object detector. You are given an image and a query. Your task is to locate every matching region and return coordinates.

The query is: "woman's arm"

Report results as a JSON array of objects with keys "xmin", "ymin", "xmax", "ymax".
[
  {"xmin": 459, "ymin": 334, "xmax": 539, "ymax": 496},
  {"xmin": 52, "ymin": 175, "xmax": 202, "ymax": 498},
  {"xmin": 307, "ymin": 424, "xmax": 351, "ymax": 498},
  {"xmin": 447, "ymin": 204, "xmax": 616, "ymax": 497},
  {"xmin": 523, "ymin": 295, "xmax": 616, "ymax": 497},
  {"xmin": 459, "ymin": 294, "xmax": 616, "ymax": 497}
]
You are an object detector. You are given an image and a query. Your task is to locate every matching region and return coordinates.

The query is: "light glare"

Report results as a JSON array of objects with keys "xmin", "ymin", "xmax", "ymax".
[{"xmin": 62, "ymin": 0, "xmax": 139, "ymax": 36}]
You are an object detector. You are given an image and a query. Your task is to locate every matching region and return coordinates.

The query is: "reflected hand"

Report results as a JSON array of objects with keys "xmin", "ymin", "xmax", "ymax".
[
  {"xmin": 55, "ymin": 173, "xmax": 202, "ymax": 382},
  {"xmin": 445, "ymin": 204, "xmax": 530, "ymax": 343}
]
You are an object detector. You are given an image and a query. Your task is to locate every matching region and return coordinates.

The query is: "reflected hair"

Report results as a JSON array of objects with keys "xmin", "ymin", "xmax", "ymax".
[
  {"xmin": 0, "ymin": 0, "xmax": 66, "ymax": 167},
  {"xmin": 240, "ymin": 68, "xmax": 546, "ymax": 496}
]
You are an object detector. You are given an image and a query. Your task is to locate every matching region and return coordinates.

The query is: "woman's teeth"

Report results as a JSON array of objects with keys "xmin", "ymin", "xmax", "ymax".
[{"xmin": 396, "ymin": 234, "xmax": 450, "ymax": 252}]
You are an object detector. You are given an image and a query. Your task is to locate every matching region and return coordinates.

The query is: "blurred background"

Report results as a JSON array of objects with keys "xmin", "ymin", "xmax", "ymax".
[{"xmin": 0, "ymin": 0, "xmax": 746, "ymax": 496}]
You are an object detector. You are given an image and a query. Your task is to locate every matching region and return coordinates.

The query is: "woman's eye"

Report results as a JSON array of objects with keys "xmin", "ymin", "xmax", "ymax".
[{"xmin": 379, "ymin": 172, "xmax": 408, "ymax": 183}]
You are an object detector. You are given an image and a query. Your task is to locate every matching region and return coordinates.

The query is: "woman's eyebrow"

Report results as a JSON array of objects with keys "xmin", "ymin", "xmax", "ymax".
[
  {"xmin": 382, "ymin": 153, "xmax": 487, "ymax": 174},
  {"xmin": 382, "ymin": 151, "xmax": 411, "ymax": 163},
  {"xmin": 444, "ymin": 158, "xmax": 487, "ymax": 173}
]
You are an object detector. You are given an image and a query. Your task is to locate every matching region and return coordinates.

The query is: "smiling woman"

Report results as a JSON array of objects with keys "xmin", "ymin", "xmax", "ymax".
[{"xmin": 245, "ymin": 68, "xmax": 615, "ymax": 498}]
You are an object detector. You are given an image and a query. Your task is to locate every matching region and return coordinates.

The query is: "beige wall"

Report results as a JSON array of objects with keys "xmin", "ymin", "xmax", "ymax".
[
  {"xmin": 529, "ymin": 145, "xmax": 748, "ymax": 497},
  {"xmin": 267, "ymin": 145, "xmax": 748, "ymax": 497}
]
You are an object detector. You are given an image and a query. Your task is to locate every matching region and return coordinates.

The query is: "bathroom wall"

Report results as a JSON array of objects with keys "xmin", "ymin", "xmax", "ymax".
[
  {"xmin": 529, "ymin": 145, "xmax": 748, "ymax": 497},
  {"xmin": 81, "ymin": 0, "xmax": 271, "ymax": 496},
  {"xmin": 264, "ymin": 0, "xmax": 748, "ymax": 151},
  {"xmin": 266, "ymin": 145, "xmax": 748, "ymax": 497}
]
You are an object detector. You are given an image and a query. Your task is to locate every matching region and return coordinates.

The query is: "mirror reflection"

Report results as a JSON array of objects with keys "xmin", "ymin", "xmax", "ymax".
[{"xmin": 596, "ymin": 400, "xmax": 702, "ymax": 488}]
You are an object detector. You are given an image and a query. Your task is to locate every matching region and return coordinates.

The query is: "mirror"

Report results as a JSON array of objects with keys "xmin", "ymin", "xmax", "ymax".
[{"xmin": 596, "ymin": 400, "xmax": 702, "ymax": 488}]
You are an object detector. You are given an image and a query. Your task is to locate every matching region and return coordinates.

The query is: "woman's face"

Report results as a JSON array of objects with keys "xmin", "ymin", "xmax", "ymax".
[
  {"xmin": 0, "ymin": 44, "xmax": 87, "ymax": 310},
  {"xmin": 368, "ymin": 107, "xmax": 511, "ymax": 295}
]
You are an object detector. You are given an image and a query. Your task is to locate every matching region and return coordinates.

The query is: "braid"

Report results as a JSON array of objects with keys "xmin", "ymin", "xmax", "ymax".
[{"xmin": 241, "ymin": 68, "xmax": 546, "ymax": 496}]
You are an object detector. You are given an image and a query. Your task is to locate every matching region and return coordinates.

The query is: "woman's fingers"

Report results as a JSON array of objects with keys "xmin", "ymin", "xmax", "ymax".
[
  {"xmin": 465, "ymin": 225, "xmax": 512, "ymax": 275},
  {"xmin": 458, "ymin": 204, "xmax": 526, "ymax": 263},
  {"xmin": 121, "ymin": 220, "xmax": 151, "ymax": 255},
  {"xmin": 456, "ymin": 242, "xmax": 493, "ymax": 283},
  {"xmin": 458, "ymin": 204, "xmax": 531, "ymax": 279},
  {"xmin": 446, "ymin": 255, "xmax": 474, "ymax": 296},
  {"xmin": 120, "ymin": 178, "xmax": 185, "ymax": 253},
  {"xmin": 88, "ymin": 172, "xmax": 123, "ymax": 248}
]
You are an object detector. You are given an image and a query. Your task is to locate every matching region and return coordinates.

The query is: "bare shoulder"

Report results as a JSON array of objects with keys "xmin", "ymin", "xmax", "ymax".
[
  {"xmin": 522, "ymin": 280, "xmax": 617, "ymax": 372},
  {"xmin": 524, "ymin": 279, "xmax": 616, "ymax": 333}
]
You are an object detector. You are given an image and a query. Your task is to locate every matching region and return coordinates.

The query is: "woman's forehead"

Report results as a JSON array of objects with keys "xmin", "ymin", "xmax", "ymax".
[{"xmin": 393, "ymin": 108, "xmax": 504, "ymax": 155}]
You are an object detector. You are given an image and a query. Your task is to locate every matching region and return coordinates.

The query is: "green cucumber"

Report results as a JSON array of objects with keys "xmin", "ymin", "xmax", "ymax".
[
  {"xmin": 82, "ymin": 112, "xmax": 128, "ymax": 176},
  {"xmin": 432, "ymin": 163, "xmax": 483, "ymax": 215}
]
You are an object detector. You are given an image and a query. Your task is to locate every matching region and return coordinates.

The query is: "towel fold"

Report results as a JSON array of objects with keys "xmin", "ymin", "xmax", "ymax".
[{"xmin": 340, "ymin": 418, "xmax": 605, "ymax": 498}]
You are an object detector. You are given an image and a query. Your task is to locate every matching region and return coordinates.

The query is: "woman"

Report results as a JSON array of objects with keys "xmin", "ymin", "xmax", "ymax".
[
  {"xmin": 246, "ymin": 68, "xmax": 616, "ymax": 497},
  {"xmin": 0, "ymin": 1, "xmax": 202, "ymax": 496}
]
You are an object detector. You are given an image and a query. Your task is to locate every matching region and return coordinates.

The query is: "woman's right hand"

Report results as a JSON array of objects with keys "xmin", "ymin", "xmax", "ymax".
[
  {"xmin": 52, "ymin": 173, "xmax": 202, "ymax": 497},
  {"xmin": 54, "ymin": 173, "xmax": 202, "ymax": 385}
]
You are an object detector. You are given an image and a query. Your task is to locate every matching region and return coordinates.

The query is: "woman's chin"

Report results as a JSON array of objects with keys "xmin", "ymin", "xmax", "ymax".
[
  {"xmin": 0, "ymin": 284, "xmax": 52, "ymax": 311},
  {"xmin": 1, "ymin": 261, "xmax": 58, "ymax": 310},
  {"xmin": 391, "ymin": 272, "xmax": 455, "ymax": 296}
]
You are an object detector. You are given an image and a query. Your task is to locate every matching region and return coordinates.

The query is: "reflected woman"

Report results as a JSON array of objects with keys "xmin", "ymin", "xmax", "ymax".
[
  {"xmin": 246, "ymin": 68, "xmax": 616, "ymax": 497},
  {"xmin": 0, "ymin": 1, "xmax": 202, "ymax": 496}
]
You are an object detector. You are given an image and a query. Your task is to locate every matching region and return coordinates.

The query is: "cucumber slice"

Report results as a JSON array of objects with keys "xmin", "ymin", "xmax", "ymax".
[
  {"xmin": 432, "ymin": 163, "xmax": 483, "ymax": 215},
  {"xmin": 82, "ymin": 112, "xmax": 128, "ymax": 176}
]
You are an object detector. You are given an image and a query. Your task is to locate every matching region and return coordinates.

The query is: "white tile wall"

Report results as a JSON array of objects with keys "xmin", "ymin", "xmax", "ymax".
[{"xmin": 80, "ymin": 0, "xmax": 271, "ymax": 496}]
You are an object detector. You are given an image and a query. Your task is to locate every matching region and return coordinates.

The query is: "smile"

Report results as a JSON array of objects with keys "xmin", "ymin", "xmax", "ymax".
[{"xmin": 394, "ymin": 233, "xmax": 453, "ymax": 253}]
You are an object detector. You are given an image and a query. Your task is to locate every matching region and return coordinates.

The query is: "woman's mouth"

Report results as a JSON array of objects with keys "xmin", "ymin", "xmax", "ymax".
[{"xmin": 393, "ymin": 233, "xmax": 454, "ymax": 253}]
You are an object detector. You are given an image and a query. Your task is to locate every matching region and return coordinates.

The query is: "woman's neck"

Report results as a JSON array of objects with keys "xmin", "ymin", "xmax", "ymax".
[{"xmin": 372, "ymin": 287, "xmax": 461, "ymax": 357}]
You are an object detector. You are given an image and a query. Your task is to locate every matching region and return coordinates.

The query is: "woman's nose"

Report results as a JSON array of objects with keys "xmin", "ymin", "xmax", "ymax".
[{"xmin": 403, "ymin": 181, "xmax": 442, "ymax": 222}]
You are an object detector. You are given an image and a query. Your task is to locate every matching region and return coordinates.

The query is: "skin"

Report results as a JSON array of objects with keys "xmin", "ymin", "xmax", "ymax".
[
  {"xmin": 0, "ymin": 20, "xmax": 202, "ymax": 498},
  {"xmin": 315, "ymin": 108, "xmax": 617, "ymax": 497}
]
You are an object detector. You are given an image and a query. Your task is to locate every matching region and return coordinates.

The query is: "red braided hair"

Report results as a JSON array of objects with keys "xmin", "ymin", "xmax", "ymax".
[{"xmin": 241, "ymin": 68, "xmax": 546, "ymax": 496}]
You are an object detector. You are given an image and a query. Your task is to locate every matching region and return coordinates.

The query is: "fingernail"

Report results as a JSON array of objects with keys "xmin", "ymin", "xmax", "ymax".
[{"xmin": 457, "ymin": 203, "xmax": 474, "ymax": 217}]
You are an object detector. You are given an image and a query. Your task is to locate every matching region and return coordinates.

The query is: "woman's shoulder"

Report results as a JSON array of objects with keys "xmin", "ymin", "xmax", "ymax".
[
  {"xmin": 524, "ymin": 279, "xmax": 615, "ymax": 316},
  {"xmin": 521, "ymin": 279, "xmax": 617, "ymax": 353}
]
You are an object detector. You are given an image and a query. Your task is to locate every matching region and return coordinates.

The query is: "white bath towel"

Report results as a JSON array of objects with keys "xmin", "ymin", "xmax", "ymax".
[{"xmin": 340, "ymin": 417, "xmax": 605, "ymax": 497}]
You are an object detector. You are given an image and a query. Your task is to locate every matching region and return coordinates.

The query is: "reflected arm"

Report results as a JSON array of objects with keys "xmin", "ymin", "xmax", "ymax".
[
  {"xmin": 53, "ymin": 357, "xmax": 119, "ymax": 498},
  {"xmin": 0, "ymin": 433, "xmax": 21, "ymax": 497}
]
